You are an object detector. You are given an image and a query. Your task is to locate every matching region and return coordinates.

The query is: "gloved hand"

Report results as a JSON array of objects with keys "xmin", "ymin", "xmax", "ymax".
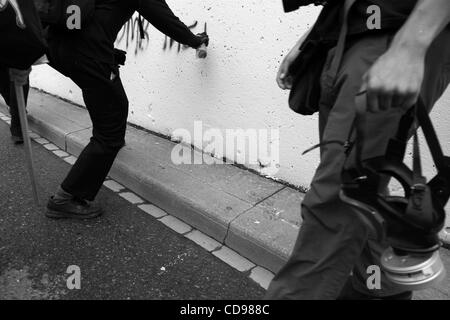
[
  {"xmin": 195, "ymin": 32, "xmax": 209, "ymax": 48},
  {"xmin": 114, "ymin": 48, "xmax": 127, "ymax": 66}
]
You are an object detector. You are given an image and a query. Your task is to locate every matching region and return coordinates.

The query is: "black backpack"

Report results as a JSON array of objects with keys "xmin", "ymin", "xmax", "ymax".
[{"xmin": 33, "ymin": 0, "xmax": 95, "ymax": 31}]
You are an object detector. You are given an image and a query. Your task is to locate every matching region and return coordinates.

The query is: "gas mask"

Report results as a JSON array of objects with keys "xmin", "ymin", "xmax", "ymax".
[{"xmin": 340, "ymin": 94, "xmax": 449, "ymax": 291}]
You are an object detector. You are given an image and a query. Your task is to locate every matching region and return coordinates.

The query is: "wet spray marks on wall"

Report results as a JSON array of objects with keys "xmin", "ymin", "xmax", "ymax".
[
  {"xmin": 116, "ymin": 16, "xmax": 151, "ymax": 55},
  {"xmin": 163, "ymin": 22, "xmax": 207, "ymax": 53},
  {"xmin": 116, "ymin": 17, "xmax": 207, "ymax": 56}
]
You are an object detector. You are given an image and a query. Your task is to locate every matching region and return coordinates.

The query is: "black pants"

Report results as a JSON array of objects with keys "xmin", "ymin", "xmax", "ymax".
[
  {"xmin": 0, "ymin": 66, "xmax": 30, "ymax": 137},
  {"xmin": 49, "ymin": 42, "xmax": 129, "ymax": 201}
]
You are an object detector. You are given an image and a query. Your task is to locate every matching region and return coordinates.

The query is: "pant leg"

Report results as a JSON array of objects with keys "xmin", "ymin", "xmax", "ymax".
[
  {"xmin": 0, "ymin": 66, "xmax": 29, "ymax": 137},
  {"xmin": 8, "ymin": 80, "xmax": 29, "ymax": 137},
  {"xmin": 50, "ymin": 52, "xmax": 129, "ymax": 201}
]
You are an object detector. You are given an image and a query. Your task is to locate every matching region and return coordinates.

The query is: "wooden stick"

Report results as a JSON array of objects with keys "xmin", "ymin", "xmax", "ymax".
[{"xmin": 14, "ymin": 81, "xmax": 40, "ymax": 205}]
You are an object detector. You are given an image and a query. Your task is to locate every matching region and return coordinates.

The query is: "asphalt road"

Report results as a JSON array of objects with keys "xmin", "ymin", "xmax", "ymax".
[{"xmin": 0, "ymin": 120, "xmax": 265, "ymax": 300}]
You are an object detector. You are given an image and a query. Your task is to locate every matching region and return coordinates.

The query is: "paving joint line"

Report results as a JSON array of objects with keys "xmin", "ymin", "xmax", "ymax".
[
  {"xmin": 222, "ymin": 186, "xmax": 288, "ymax": 246},
  {"xmin": 62, "ymin": 126, "xmax": 92, "ymax": 152}
]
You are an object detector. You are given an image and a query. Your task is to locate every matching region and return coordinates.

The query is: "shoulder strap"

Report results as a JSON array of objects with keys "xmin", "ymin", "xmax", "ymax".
[
  {"xmin": 327, "ymin": 0, "xmax": 357, "ymax": 80},
  {"xmin": 412, "ymin": 107, "xmax": 426, "ymax": 187},
  {"xmin": 416, "ymin": 99, "xmax": 446, "ymax": 172},
  {"xmin": 301, "ymin": 0, "xmax": 359, "ymax": 156}
]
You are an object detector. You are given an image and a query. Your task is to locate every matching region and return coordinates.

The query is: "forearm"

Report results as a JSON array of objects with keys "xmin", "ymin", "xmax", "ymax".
[
  {"xmin": 139, "ymin": 0, "xmax": 201, "ymax": 48},
  {"xmin": 390, "ymin": 0, "xmax": 450, "ymax": 56},
  {"xmin": 286, "ymin": 27, "xmax": 312, "ymax": 61}
]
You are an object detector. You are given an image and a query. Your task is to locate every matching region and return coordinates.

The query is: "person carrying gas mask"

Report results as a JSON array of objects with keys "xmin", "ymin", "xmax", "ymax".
[
  {"xmin": 26, "ymin": 0, "xmax": 209, "ymax": 219},
  {"xmin": 265, "ymin": 0, "xmax": 450, "ymax": 300}
]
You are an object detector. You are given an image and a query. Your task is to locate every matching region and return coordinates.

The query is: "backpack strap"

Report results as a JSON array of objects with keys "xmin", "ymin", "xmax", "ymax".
[
  {"xmin": 327, "ymin": 0, "xmax": 357, "ymax": 81},
  {"xmin": 406, "ymin": 104, "xmax": 433, "ymax": 223},
  {"xmin": 416, "ymin": 99, "xmax": 446, "ymax": 172},
  {"xmin": 301, "ymin": 0, "xmax": 359, "ymax": 155}
]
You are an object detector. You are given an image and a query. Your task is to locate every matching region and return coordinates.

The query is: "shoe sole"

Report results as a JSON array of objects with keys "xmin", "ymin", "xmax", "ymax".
[{"xmin": 46, "ymin": 208, "xmax": 103, "ymax": 220}]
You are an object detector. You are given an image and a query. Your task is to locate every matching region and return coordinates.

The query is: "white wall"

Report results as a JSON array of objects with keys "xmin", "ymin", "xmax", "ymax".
[{"xmin": 30, "ymin": 1, "xmax": 450, "ymax": 192}]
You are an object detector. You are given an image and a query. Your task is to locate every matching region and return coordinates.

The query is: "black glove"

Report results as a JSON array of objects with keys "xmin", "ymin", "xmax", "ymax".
[
  {"xmin": 196, "ymin": 32, "xmax": 209, "ymax": 48},
  {"xmin": 114, "ymin": 48, "xmax": 127, "ymax": 66}
]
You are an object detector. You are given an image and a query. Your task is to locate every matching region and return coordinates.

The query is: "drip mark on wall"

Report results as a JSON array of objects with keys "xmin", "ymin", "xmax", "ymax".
[{"xmin": 117, "ymin": 16, "xmax": 151, "ymax": 55}]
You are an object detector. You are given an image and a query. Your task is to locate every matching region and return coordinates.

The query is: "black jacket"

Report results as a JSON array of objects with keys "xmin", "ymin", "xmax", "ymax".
[{"xmin": 49, "ymin": 0, "xmax": 201, "ymax": 64}]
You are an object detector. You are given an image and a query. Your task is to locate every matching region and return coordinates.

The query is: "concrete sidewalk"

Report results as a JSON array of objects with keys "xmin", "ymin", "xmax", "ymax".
[{"xmin": 1, "ymin": 88, "xmax": 449, "ymax": 300}]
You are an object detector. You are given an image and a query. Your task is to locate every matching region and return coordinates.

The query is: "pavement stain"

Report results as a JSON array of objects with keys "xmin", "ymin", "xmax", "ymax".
[
  {"xmin": 263, "ymin": 208, "xmax": 300, "ymax": 228},
  {"xmin": 0, "ymin": 265, "xmax": 67, "ymax": 300},
  {"xmin": 157, "ymin": 250, "xmax": 194, "ymax": 276}
]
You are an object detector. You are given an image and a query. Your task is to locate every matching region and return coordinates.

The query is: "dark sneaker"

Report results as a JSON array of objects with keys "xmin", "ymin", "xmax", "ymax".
[{"xmin": 46, "ymin": 196, "xmax": 103, "ymax": 220}]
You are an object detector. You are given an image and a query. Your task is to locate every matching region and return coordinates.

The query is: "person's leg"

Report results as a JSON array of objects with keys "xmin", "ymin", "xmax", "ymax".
[
  {"xmin": 8, "ymin": 79, "xmax": 29, "ymax": 143},
  {"xmin": 0, "ymin": 66, "xmax": 29, "ymax": 144},
  {"xmin": 62, "ymin": 62, "xmax": 128, "ymax": 200},
  {"xmin": 46, "ymin": 53, "xmax": 128, "ymax": 218},
  {"xmin": 265, "ymin": 33, "xmax": 410, "ymax": 300}
]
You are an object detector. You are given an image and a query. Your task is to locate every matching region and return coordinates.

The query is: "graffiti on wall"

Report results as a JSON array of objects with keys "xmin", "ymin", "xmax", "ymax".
[
  {"xmin": 117, "ymin": 17, "xmax": 206, "ymax": 56},
  {"xmin": 116, "ymin": 16, "xmax": 151, "ymax": 55},
  {"xmin": 163, "ymin": 22, "xmax": 207, "ymax": 53}
]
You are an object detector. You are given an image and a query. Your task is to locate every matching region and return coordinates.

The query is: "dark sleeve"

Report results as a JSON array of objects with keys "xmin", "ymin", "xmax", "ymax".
[
  {"xmin": 283, "ymin": 0, "xmax": 302, "ymax": 13},
  {"xmin": 138, "ymin": 0, "xmax": 202, "ymax": 48}
]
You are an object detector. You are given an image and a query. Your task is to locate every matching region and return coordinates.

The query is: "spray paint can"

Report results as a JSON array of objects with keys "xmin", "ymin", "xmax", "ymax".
[
  {"xmin": 196, "ymin": 22, "xmax": 208, "ymax": 59},
  {"xmin": 196, "ymin": 43, "xmax": 207, "ymax": 59}
]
